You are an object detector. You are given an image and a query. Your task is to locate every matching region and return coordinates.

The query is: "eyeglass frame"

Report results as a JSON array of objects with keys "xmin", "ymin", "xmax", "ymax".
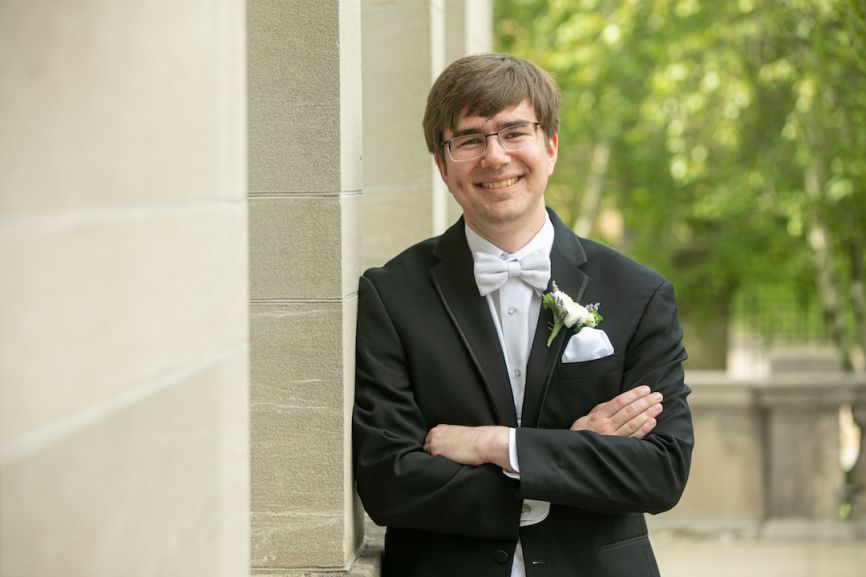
[{"xmin": 439, "ymin": 121, "xmax": 543, "ymax": 163}]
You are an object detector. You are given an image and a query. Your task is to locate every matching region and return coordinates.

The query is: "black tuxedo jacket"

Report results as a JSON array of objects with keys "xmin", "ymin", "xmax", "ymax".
[{"xmin": 353, "ymin": 209, "xmax": 693, "ymax": 577}]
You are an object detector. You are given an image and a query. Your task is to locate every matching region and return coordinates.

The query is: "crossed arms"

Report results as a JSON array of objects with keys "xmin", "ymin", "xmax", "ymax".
[{"xmin": 423, "ymin": 385, "xmax": 665, "ymax": 472}]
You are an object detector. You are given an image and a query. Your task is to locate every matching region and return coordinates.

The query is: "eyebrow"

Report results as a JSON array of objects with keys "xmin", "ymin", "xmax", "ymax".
[{"xmin": 450, "ymin": 119, "xmax": 534, "ymax": 138}]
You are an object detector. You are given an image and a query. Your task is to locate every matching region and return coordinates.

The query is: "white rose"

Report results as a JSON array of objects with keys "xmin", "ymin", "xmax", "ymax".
[
  {"xmin": 563, "ymin": 302, "xmax": 589, "ymax": 328},
  {"xmin": 552, "ymin": 290, "xmax": 574, "ymax": 313}
]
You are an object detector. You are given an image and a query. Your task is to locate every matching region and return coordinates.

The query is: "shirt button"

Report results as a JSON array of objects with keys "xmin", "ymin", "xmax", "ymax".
[
  {"xmin": 522, "ymin": 504, "xmax": 531, "ymax": 514},
  {"xmin": 507, "ymin": 306, "xmax": 517, "ymax": 316},
  {"xmin": 514, "ymin": 368, "xmax": 522, "ymax": 378}
]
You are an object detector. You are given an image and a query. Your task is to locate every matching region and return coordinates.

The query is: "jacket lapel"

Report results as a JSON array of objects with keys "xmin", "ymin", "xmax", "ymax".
[
  {"xmin": 431, "ymin": 220, "xmax": 518, "ymax": 427},
  {"xmin": 521, "ymin": 211, "xmax": 589, "ymax": 428}
]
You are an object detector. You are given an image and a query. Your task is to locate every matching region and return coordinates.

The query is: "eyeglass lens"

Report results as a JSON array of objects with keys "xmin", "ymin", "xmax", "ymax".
[{"xmin": 447, "ymin": 122, "xmax": 538, "ymax": 161}]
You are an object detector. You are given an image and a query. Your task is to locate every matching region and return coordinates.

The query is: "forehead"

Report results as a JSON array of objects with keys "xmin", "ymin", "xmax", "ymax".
[{"xmin": 451, "ymin": 100, "xmax": 537, "ymax": 133}]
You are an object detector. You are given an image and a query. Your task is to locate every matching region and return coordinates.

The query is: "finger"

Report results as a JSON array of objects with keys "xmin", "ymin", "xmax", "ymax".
[
  {"xmin": 592, "ymin": 385, "xmax": 653, "ymax": 417},
  {"xmin": 628, "ymin": 417, "xmax": 657, "ymax": 439},
  {"xmin": 615, "ymin": 402, "xmax": 663, "ymax": 437},
  {"xmin": 608, "ymin": 392, "xmax": 663, "ymax": 429}
]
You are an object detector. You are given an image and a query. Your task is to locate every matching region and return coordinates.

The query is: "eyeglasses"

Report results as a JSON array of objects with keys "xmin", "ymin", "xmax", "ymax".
[{"xmin": 441, "ymin": 121, "xmax": 541, "ymax": 162}]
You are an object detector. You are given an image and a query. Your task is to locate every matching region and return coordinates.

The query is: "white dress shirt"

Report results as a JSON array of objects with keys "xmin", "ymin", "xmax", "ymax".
[{"xmin": 465, "ymin": 215, "xmax": 554, "ymax": 577}]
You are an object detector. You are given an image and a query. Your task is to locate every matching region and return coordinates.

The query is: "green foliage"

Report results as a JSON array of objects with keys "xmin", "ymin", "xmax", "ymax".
[{"xmin": 495, "ymin": 0, "xmax": 866, "ymax": 340}]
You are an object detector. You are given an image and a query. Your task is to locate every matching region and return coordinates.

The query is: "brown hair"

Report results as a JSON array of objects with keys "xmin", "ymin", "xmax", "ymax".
[{"xmin": 422, "ymin": 53, "xmax": 560, "ymax": 154}]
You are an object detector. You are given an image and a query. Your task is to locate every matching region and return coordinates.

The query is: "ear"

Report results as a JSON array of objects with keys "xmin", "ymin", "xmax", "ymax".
[
  {"xmin": 434, "ymin": 151, "xmax": 449, "ymax": 180},
  {"xmin": 545, "ymin": 133, "xmax": 559, "ymax": 175}
]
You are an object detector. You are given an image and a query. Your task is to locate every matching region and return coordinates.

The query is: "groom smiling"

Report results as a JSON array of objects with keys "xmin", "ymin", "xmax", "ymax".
[{"xmin": 353, "ymin": 53, "xmax": 694, "ymax": 577}]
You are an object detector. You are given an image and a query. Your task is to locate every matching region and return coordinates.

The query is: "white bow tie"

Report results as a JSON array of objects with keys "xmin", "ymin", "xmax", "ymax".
[{"xmin": 473, "ymin": 250, "xmax": 551, "ymax": 296}]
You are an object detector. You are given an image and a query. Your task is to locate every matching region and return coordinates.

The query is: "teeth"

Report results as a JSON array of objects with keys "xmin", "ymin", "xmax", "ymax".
[{"xmin": 479, "ymin": 177, "xmax": 519, "ymax": 189}]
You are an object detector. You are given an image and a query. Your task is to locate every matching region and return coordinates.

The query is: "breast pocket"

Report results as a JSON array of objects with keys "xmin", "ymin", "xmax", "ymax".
[{"xmin": 538, "ymin": 352, "xmax": 625, "ymax": 429}]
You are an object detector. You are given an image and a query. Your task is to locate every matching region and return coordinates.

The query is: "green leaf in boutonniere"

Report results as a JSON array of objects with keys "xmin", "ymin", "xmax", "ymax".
[{"xmin": 542, "ymin": 281, "xmax": 603, "ymax": 347}]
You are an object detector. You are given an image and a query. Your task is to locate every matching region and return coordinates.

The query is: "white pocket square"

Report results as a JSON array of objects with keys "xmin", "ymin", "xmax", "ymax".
[{"xmin": 561, "ymin": 327, "xmax": 614, "ymax": 363}]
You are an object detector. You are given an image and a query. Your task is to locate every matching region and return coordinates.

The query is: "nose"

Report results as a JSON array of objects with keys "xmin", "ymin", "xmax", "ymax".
[{"xmin": 480, "ymin": 134, "xmax": 511, "ymax": 167}]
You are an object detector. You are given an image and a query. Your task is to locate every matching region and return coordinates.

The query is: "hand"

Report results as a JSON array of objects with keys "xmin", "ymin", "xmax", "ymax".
[
  {"xmin": 424, "ymin": 424, "xmax": 513, "ymax": 471},
  {"xmin": 570, "ymin": 385, "xmax": 663, "ymax": 438}
]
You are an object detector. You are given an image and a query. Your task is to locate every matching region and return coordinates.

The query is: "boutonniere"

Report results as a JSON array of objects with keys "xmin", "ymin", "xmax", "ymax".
[{"xmin": 542, "ymin": 281, "xmax": 603, "ymax": 347}]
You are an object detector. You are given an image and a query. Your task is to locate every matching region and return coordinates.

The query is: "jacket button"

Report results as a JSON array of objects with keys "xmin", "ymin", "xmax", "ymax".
[{"xmin": 493, "ymin": 549, "xmax": 510, "ymax": 564}]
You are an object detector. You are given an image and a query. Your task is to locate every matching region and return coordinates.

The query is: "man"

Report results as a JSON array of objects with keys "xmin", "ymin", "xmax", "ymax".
[{"xmin": 353, "ymin": 53, "xmax": 693, "ymax": 577}]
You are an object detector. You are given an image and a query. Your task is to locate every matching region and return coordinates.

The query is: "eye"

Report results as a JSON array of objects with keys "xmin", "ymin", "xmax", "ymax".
[
  {"xmin": 502, "ymin": 124, "xmax": 533, "ymax": 141},
  {"xmin": 453, "ymin": 135, "xmax": 484, "ymax": 149}
]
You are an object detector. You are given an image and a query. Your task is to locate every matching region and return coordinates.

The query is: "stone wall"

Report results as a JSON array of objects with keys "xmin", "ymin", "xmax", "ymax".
[
  {"xmin": 0, "ymin": 0, "xmax": 249, "ymax": 575},
  {"xmin": 658, "ymin": 370, "xmax": 866, "ymax": 537}
]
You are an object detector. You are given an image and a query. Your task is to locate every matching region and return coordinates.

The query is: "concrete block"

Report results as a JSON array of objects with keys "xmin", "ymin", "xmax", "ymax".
[
  {"xmin": 250, "ymin": 301, "xmax": 351, "ymax": 511},
  {"xmin": 250, "ymin": 297, "xmax": 359, "ymax": 569},
  {"xmin": 445, "ymin": 0, "xmax": 492, "ymax": 64},
  {"xmin": 0, "ymin": 0, "xmax": 244, "ymax": 219},
  {"xmin": 362, "ymin": 1, "xmax": 438, "ymax": 188},
  {"xmin": 361, "ymin": 184, "xmax": 438, "ymax": 268},
  {"xmin": 674, "ymin": 406, "xmax": 765, "ymax": 520},
  {"xmin": 250, "ymin": 395, "xmax": 344, "ymax": 514},
  {"xmin": 340, "ymin": 0, "xmax": 363, "ymax": 194},
  {"xmin": 249, "ymin": 195, "xmax": 360, "ymax": 300},
  {"xmin": 0, "ymin": 203, "xmax": 248, "ymax": 447},
  {"xmin": 766, "ymin": 408, "xmax": 842, "ymax": 518},
  {"xmin": 248, "ymin": 0, "xmax": 344, "ymax": 194},
  {"xmin": 361, "ymin": 0, "xmax": 456, "ymax": 267},
  {"xmin": 251, "ymin": 513, "xmax": 347, "ymax": 570},
  {"xmin": 0, "ymin": 349, "xmax": 249, "ymax": 577},
  {"xmin": 769, "ymin": 345, "xmax": 843, "ymax": 374}
]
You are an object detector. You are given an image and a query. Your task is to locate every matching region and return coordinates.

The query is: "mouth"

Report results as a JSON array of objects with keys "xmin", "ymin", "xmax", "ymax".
[{"xmin": 477, "ymin": 176, "xmax": 521, "ymax": 190}]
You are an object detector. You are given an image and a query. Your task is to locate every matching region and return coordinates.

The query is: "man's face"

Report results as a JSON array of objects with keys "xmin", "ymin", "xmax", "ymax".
[{"xmin": 435, "ymin": 100, "xmax": 558, "ymax": 236}]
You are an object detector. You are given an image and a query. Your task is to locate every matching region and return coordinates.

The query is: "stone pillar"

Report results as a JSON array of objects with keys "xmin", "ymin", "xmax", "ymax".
[
  {"xmin": 669, "ymin": 374, "xmax": 765, "ymax": 527},
  {"xmin": 248, "ymin": 1, "xmax": 371, "ymax": 574},
  {"xmin": 442, "ymin": 0, "xmax": 493, "ymax": 226},
  {"xmin": 445, "ymin": 0, "xmax": 493, "ymax": 63},
  {"xmin": 757, "ymin": 376, "xmax": 855, "ymax": 523},
  {"xmin": 361, "ymin": 0, "xmax": 447, "ymax": 269},
  {"xmin": 0, "ymin": 1, "xmax": 249, "ymax": 576}
]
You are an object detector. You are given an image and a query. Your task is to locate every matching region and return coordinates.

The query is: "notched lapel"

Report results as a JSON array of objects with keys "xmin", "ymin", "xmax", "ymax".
[
  {"xmin": 522, "ymin": 212, "xmax": 589, "ymax": 428},
  {"xmin": 431, "ymin": 223, "xmax": 518, "ymax": 427}
]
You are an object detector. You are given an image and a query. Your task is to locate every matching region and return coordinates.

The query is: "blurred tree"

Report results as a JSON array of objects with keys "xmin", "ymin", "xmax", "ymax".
[{"xmin": 495, "ymin": 0, "xmax": 866, "ymax": 371}]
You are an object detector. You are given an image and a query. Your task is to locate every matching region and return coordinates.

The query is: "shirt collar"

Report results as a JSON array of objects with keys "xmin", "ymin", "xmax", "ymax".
[{"xmin": 465, "ymin": 213, "xmax": 554, "ymax": 262}]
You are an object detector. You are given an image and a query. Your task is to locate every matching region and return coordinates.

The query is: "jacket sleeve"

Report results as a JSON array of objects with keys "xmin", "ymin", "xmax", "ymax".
[
  {"xmin": 514, "ymin": 280, "xmax": 694, "ymax": 514},
  {"xmin": 352, "ymin": 274, "xmax": 523, "ymax": 539}
]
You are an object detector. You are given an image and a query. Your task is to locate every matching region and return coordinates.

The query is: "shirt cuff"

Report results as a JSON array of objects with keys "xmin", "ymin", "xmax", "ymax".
[{"xmin": 503, "ymin": 427, "xmax": 521, "ymax": 479}]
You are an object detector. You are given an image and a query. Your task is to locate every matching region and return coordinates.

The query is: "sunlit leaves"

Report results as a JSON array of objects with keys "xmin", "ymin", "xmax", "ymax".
[{"xmin": 494, "ymin": 0, "xmax": 865, "ymax": 330}]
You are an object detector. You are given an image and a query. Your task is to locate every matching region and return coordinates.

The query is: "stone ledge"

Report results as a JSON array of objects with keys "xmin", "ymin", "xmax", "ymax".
[
  {"xmin": 251, "ymin": 542, "xmax": 382, "ymax": 577},
  {"xmin": 649, "ymin": 516, "xmax": 866, "ymax": 542}
]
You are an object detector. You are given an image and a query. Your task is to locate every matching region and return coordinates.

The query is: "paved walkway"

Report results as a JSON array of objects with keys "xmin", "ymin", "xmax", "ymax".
[
  {"xmin": 653, "ymin": 533, "xmax": 866, "ymax": 577},
  {"xmin": 650, "ymin": 528, "xmax": 866, "ymax": 577}
]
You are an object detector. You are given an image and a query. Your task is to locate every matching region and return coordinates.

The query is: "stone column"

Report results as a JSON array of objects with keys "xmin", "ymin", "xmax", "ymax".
[
  {"xmin": 445, "ymin": 0, "xmax": 493, "ymax": 63},
  {"xmin": 0, "ymin": 1, "xmax": 249, "ymax": 576},
  {"xmin": 361, "ymin": 0, "xmax": 447, "ymax": 269},
  {"xmin": 248, "ymin": 1, "xmax": 371, "ymax": 574},
  {"xmin": 668, "ymin": 374, "xmax": 765, "ymax": 528},
  {"xmin": 757, "ymin": 375, "xmax": 856, "ymax": 526},
  {"xmin": 441, "ymin": 0, "xmax": 494, "ymax": 225}
]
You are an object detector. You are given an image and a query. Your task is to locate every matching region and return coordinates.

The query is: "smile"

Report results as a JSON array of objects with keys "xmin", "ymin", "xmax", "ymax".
[{"xmin": 478, "ymin": 176, "xmax": 520, "ymax": 189}]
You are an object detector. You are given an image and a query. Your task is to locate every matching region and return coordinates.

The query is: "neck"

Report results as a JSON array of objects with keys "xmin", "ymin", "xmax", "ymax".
[{"xmin": 465, "ymin": 209, "xmax": 547, "ymax": 254}]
